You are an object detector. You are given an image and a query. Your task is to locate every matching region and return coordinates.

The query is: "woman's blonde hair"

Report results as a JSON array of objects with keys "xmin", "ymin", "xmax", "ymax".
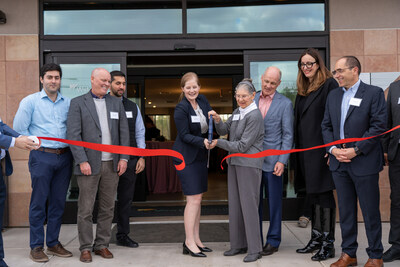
[
  {"xmin": 178, "ymin": 72, "xmax": 201, "ymax": 102},
  {"xmin": 296, "ymin": 48, "xmax": 332, "ymax": 96}
]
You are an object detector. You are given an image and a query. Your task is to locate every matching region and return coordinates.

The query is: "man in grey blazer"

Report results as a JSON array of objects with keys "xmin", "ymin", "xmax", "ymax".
[
  {"xmin": 67, "ymin": 68, "xmax": 130, "ymax": 263},
  {"xmin": 382, "ymin": 80, "xmax": 400, "ymax": 263},
  {"xmin": 255, "ymin": 66, "xmax": 294, "ymax": 256}
]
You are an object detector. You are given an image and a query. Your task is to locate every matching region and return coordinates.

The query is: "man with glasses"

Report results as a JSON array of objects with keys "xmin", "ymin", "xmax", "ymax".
[
  {"xmin": 322, "ymin": 56, "xmax": 386, "ymax": 267},
  {"xmin": 255, "ymin": 66, "xmax": 293, "ymax": 256}
]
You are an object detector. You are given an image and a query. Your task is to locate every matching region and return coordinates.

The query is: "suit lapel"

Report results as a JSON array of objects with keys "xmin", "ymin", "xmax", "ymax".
[
  {"xmin": 301, "ymin": 85, "xmax": 323, "ymax": 118},
  {"xmin": 345, "ymin": 82, "xmax": 365, "ymax": 121},
  {"xmin": 105, "ymin": 96, "xmax": 113, "ymax": 133},
  {"xmin": 264, "ymin": 92, "xmax": 280, "ymax": 120},
  {"xmin": 83, "ymin": 92, "xmax": 101, "ymax": 130},
  {"xmin": 336, "ymin": 90, "xmax": 344, "ymax": 129}
]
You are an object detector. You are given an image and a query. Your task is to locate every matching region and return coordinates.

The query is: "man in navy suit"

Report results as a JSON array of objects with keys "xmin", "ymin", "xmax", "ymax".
[
  {"xmin": 322, "ymin": 56, "xmax": 387, "ymax": 267},
  {"xmin": 0, "ymin": 117, "xmax": 38, "ymax": 267}
]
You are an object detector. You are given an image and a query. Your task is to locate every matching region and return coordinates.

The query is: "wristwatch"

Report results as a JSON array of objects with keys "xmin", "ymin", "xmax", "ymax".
[{"xmin": 354, "ymin": 146, "xmax": 362, "ymax": 156}]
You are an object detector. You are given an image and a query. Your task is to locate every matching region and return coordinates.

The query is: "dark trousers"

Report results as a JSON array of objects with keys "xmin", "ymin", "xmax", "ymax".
[
  {"xmin": 28, "ymin": 150, "xmax": 72, "ymax": 249},
  {"xmin": 389, "ymin": 146, "xmax": 400, "ymax": 250},
  {"xmin": 116, "ymin": 159, "xmax": 138, "ymax": 239},
  {"xmin": 0, "ymin": 162, "xmax": 6, "ymax": 260},
  {"xmin": 258, "ymin": 171, "xmax": 282, "ymax": 248},
  {"xmin": 332, "ymin": 163, "xmax": 383, "ymax": 259}
]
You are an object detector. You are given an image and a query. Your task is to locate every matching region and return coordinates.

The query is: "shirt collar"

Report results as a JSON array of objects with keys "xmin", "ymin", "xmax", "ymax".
[
  {"xmin": 40, "ymin": 89, "xmax": 63, "ymax": 102},
  {"xmin": 239, "ymin": 101, "xmax": 258, "ymax": 116},
  {"xmin": 342, "ymin": 79, "xmax": 361, "ymax": 93},
  {"xmin": 260, "ymin": 91, "xmax": 276, "ymax": 100},
  {"xmin": 91, "ymin": 89, "xmax": 107, "ymax": 99}
]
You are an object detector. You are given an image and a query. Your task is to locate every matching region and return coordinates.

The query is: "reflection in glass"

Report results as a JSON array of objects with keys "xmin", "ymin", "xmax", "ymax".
[
  {"xmin": 44, "ymin": 9, "xmax": 182, "ymax": 35},
  {"xmin": 60, "ymin": 63, "xmax": 120, "ymax": 99},
  {"xmin": 188, "ymin": 3, "xmax": 324, "ymax": 33},
  {"xmin": 250, "ymin": 60, "xmax": 299, "ymax": 198}
]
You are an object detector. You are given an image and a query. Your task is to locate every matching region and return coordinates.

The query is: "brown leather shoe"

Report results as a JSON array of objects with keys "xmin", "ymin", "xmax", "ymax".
[
  {"xmin": 330, "ymin": 252, "xmax": 357, "ymax": 267},
  {"xmin": 47, "ymin": 243, "xmax": 73, "ymax": 257},
  {"xmin": 30, "ymin": 247, "xmax": 49, "ymax": 262},
  {"xmin": 80, "ymin": 250, "xmax": 92, "ymax": 263},
  {"xmin": 94, "ymin": 248, "xmax": 113, "ymax": 259},
  {"xmin": 364, "ymin": 258, "xmax": 383, "ymax": 267}
]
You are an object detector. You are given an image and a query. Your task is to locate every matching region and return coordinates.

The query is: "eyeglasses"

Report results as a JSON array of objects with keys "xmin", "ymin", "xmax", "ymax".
[
  {"xmin": 235, "ymin": 94, "xmax": 251, "ymax": 100},
  {"xmin": 332, "ymin": 67, "xmax": 353, "ymax": 76},
  {"xmin": 300, "ymin": 62, "xmax": 317, "ymax": 69}
]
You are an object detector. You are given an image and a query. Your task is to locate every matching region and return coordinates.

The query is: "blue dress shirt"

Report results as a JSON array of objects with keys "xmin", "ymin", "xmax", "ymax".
[
  {"xmin": 134, "ymin": 105, "xmax": 146, "ymax": 149},
  {"xmin": 329, "ymin": 79, "xmax": 361, "ymax": 154},
  {"xmin": 13, "ymin": 89, "xmax": 70, "ymax": 148},
  {"xmin": 340, "ymin": 79, "xmax": 361, "ymax": 139}
]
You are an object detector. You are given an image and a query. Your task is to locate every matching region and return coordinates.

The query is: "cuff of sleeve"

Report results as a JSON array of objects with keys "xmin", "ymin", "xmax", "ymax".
[
  {"xmin": 121, "ymin": 159, "xmax": 128, "ymax": 162},
  {"xmin": 10, "ymin": 137, "xmax": 16, "ymax": 148},
  {"xmin": 329, "ymin": 146, "xmax": 337, "ymax": 154}
]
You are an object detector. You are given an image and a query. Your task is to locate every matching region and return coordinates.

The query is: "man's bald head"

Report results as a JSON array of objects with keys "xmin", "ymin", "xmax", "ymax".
[
  {"xmin": 261, "ymin": 66, "xmax": 282, "ymax": 97},
  {"xmin": 91, "ymin": 68, "xmax": 111, "ymax": 98}
]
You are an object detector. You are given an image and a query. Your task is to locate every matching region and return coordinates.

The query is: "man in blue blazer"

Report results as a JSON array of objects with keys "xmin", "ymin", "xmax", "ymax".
[
  {"xmin": 255, "ymin": 66, "xmax": 294, "ymax": 256},
  {"xmin": 0, "ymin": 117, "xmax": 38, "ymax": 267},
  {"xmin": 322, "ymin": 56, "xmax": 386, "ymax": 267}
]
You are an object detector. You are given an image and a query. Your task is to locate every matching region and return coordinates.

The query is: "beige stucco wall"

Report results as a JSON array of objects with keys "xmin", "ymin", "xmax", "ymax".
[
  {"xmin": 330, "ymin": 0, "xmax": 399, "ymax": 222},
  {"xmin": 0, "ymin": 0, "xmax": 39, "ymax": 226}
]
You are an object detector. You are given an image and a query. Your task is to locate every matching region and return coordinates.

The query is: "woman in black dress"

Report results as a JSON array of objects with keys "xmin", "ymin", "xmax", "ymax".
[
  {"xmin": 294, "ymin": 48, "xmax": 338, "ymax": 261},
  {"xmin": 173, "ymin": 72, "xmax": 213, "ymax": 257}
]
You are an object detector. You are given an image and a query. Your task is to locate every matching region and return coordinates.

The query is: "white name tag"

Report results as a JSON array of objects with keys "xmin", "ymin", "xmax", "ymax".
[
  {"xmin": 232, "ymin": 114, "xmax": 240, "ymax": 121},
  {"xmin": 349, "ymin": 97, "xmax": 362, "ymax": 107},
  {"xmin": 191, "ymin": 115, "xmax": 200, "ymax": 123},
  {"xmin": 398, "ymin": 97, "xmax": 400, "ymax": 104},
  {"xmin": 110, "ymin": 112, "xmax": 119, "ymax": 119},
  {"xmin": 126, "ymin": 111, "xmax": 133, "ymax": 118}
]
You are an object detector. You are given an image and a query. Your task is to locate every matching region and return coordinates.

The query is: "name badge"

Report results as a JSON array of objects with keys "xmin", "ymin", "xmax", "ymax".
[
  {"xmin": 398, "ymin": 97, "xmax": 400, "ymax": 104},
  {"xmin": 349, "ymin": 97, "xmax": 362, "ymax": 107},
  {"xmin": 232, "ymin": 114, "xmax": 240, "ymax": 121},
  {"xmin": 126, "ymin": 111, "xmax": 133, "ymax": 118},
  {"xmin": 191, "ymin": 115, "xmax": 200, "ymax": 123},
  {"xmin": 110, "ymin": 112, "xmax": 119, "ymax": 119}
]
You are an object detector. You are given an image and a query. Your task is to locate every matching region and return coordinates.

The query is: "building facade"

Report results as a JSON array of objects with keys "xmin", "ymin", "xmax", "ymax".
[{"xmin": 0, "ymin": 0, "xmax": 398, "ymax": 226}]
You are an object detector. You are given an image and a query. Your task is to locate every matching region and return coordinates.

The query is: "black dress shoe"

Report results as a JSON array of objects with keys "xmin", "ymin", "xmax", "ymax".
[
  {"xmin": 183, "ymin": 242, "xmax": 206, "ymax": 257},
  {"xmin": 261, "ymin": 243, "xmax": 278, "ymax": 256},
  {"xmin": 198, "ymin": 245, "xmax": 213, "ymax": 252},
  {"xmin": 223, "ymin": 248, "xmax": 248, "ymax": 256},
  {"xmin": 116, "ymin": 236, "xmax": 139, "ymax": 248},
  {"xmin": 243, "ymin": 252, "xmax": 262, "ymax": 262},
  {"xmin": 383, "ymin": 247, "xmax": 400, "ymax": 262}
]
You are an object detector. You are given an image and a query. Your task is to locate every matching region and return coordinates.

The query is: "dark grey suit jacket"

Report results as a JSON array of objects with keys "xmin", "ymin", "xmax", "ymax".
[
  {"xmin": 67, "ymin": 91, "xmax": 130, "ymax": 175},
  {"xmin": 215, "ymin": 107, "xmax": 264, "ymax": 169},
  {"xmin": 383, "ymin": 80, "xmax": 400, "ymax": 161}
]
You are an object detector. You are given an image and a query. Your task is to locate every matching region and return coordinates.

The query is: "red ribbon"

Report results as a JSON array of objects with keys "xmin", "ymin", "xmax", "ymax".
[
  {"xmin": 38, "ymin": 137, "xmax": 186, "ymax": 171},
  {"xmin": 220, "ymin": 125, "xmax": 400, "ymax": 170}
]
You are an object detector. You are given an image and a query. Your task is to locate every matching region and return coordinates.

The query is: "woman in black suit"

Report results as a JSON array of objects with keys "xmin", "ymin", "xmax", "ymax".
[
  {"xmin": 294, "ymin": 48, "xmax": 338, "ymax": 261},
  {"xmin": 173, "ymin": 72, "xmax": 213, "ymax": 258}
]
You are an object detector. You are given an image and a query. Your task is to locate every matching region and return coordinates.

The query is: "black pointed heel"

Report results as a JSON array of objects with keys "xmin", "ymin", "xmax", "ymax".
[
  {"xmin": 198, "ymin": 245, "xmax": 213, "ymax": 253},
  {"xmin": 183, "ymin": 242, "xmax": 206, "ymax": 257}
]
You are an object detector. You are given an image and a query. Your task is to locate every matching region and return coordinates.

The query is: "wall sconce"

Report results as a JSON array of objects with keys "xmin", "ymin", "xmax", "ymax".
[{"xmin": 0, "ymin": 11, "xmax": 6, "ymax": 24}]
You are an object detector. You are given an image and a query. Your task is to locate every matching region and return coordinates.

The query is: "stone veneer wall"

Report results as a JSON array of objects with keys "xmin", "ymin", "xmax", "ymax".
[
  {"xmin": 0, "ymin": 0, "xmax": 39, "ymax": 226},
  {"xmin": 330, "ymin": 0, "xmax": 400, "ymax": 222}
]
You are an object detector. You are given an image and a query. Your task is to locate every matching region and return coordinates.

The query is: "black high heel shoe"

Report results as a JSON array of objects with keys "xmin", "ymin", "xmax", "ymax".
[
  {"xmin": 183, "ymin": 242, "xmax": 206, "ymax": 257},
  {"xmin": 197, "ymin": 245, "xmax": 213, "ymax": 253}
]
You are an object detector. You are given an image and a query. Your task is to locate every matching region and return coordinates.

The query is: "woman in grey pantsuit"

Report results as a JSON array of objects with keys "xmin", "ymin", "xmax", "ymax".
[{"xmin": 208, "ymin": 79, "xmax": 264, "ymax": 263}]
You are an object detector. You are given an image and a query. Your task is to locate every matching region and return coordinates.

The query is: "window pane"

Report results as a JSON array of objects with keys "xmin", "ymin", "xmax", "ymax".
[
  {"xmin": 60, "ymin": 63, "xmax": 120, "ymax": 99},
  {"xmin": 44, "ymin": 9, "xmax": 182, "ymax": 35},
  {"xmin": 188, "ymin": 3, "xmax": 324, "ymax": 33}
]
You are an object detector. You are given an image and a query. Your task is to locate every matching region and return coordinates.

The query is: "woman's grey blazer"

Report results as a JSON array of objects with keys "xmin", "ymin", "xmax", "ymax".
[{"xmin": 215, "ymin": 108, "xmax": 264, "ymax": 169}]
